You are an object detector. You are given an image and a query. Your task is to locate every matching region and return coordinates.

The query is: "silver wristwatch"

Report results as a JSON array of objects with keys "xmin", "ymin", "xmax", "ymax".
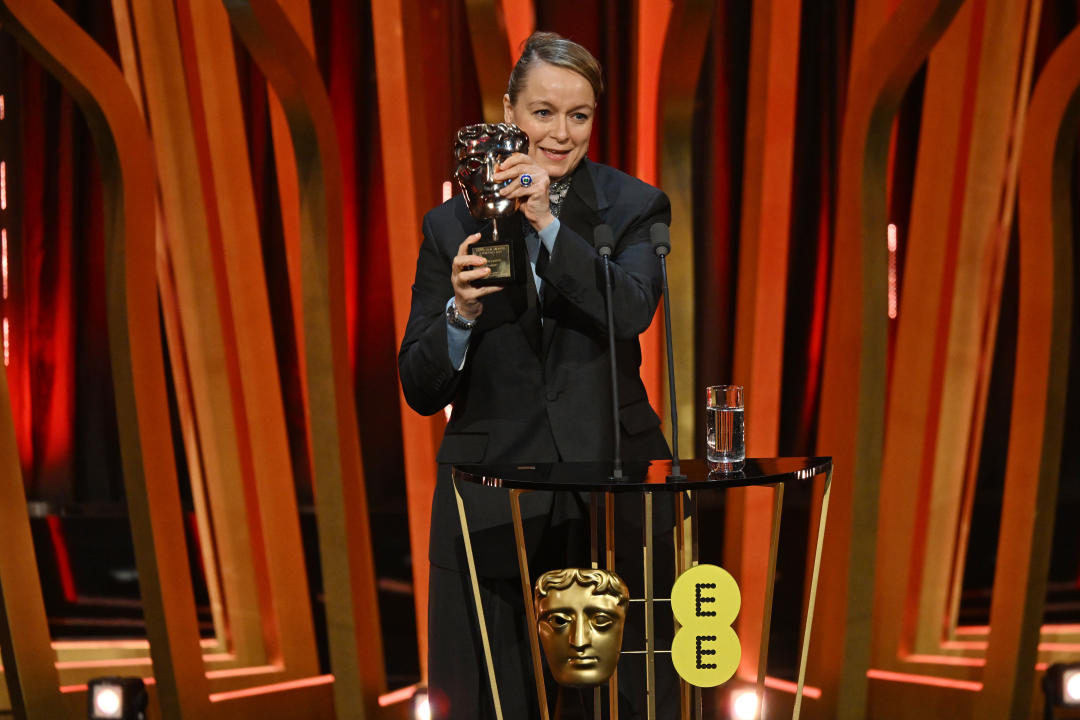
[{"xmin": 445, "ymin": 301, "xmax": 477, "ymax": 330}]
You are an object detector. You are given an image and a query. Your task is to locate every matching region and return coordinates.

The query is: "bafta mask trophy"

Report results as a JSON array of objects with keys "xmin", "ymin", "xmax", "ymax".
[
  {"xmin": 534, "ymin": 568, "xmax": 630, "ymax": 688},
  {"xmin": 453, "ymin": 122, "xmax": 530, "ymax": 286}
]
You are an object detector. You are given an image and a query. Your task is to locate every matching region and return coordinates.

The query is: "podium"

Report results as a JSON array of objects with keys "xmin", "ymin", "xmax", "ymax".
[{"xmin": 451, "ymin": 457, "xmax": 833, "ymax": 720}]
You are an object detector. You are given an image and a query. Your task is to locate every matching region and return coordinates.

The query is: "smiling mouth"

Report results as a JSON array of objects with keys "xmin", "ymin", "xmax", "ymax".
[{"xmin": 540, "ymin": 147, "xmax": 571, "ymax": 160}]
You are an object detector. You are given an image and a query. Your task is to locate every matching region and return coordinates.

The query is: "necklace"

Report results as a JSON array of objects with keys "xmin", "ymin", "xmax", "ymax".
[{"xmin": 548, "ymin": 176, "xmax": 572, "ymax": 218}]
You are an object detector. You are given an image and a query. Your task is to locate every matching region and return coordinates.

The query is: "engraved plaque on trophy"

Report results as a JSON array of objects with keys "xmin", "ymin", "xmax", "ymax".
[{"xmin": 453, "ymin": 122, "xmax": 530, "ymax": 287}]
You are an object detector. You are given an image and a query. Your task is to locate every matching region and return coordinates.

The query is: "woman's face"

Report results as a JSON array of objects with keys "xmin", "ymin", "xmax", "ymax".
[{"xmin": 503, "ymin": 62, "xmax": 595, "ymax": 181}]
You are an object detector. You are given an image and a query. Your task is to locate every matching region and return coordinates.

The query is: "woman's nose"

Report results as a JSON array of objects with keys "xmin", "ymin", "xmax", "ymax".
[{"xmin": 552, "ymin": 115, "xmax": 570, "ymax": 142}]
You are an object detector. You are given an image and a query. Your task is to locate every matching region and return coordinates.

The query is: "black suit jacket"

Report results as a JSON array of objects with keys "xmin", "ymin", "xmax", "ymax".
[{"xmin": 398, "ymin": 159, "xmax": 671, "ymax": 575}]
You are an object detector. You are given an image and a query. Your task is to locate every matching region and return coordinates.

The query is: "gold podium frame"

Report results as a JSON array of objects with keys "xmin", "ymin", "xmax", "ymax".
[{"xmin": 453, "ymin": 462, "xmax": 833, "ymax": 720}]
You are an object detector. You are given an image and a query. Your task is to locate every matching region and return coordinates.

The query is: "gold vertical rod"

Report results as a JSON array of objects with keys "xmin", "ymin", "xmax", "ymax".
[
  {"xmin": 455, "ymin": 480, "xmax": 504, "ymax": 720},
  {"xmin": 644, "ymin": 492, "xmax": 656, "ymax": 720},
  {"xmin": 606, "ymin": 492, "xmax": 618, "ymax": 720},
  {"xmin": 510, "ymin": 490, "xmax": 549, "ymax": 720},
  {"xmin": 675, "ymin": 491, "xmax": 690, "ymax": 720},
  {"xmin": 755, "ymin": 485, "xmax": 785, "ymax": 719},
  {"xmin": 794, "ymin": 471, "xmax": 832, "ymax": 720},
  {"xmin": 590, "ymin": 491, "xmax": 600, "ymax": 719}
]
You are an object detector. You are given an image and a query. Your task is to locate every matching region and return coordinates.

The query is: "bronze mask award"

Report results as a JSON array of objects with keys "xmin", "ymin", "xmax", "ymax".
[
  {"xmin": 534, "ymin": 568, "xmax": 629, "ymax": 688},
  {"xmin": 453, "ymin": 122, "xmax": 530, "ymax": 286}
]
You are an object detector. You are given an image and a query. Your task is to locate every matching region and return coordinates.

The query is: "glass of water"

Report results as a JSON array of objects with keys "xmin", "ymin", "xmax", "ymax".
[{"xmin": 706, "ymin": 385, "xmax": 745, "ymax": 472}]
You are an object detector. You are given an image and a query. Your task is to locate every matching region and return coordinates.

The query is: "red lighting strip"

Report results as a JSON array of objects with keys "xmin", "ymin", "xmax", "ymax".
[
  {"xmin": 1, "ymin": 160, "xmax": 6, "ymax": 210},
  {"xmin": 45, "ymin": 515, "xmax": 79, "ymax": 603},
  {"xmin": 0, "ymin": 94, "xmax": 5, "ymax": 119},
  {"xmin": 2, "ymin": 228, "xmax": 8, "ymax": 298},
  {"xmin": 379, "ymin": 683, "xmax": 420, "ymax": 707},
  {"xmin": 904, "ymin": 654, "xmax": 985, "ymax": 667},
  {"xmin": 208, "ymin": 674, "xmax": 334, "ymax": 703},
  {"xmin": 762, "ymin": 676, "xmax": 823, "ymax": 699},
  {"xmin": 867, "ymin": 669, "xmax": 982, "ymax": 692},
  {"xmin": 205, "ymin": 664, "xmax": 281, "ymax": 680},
  {"xmin": 887, "ymin": 224, "xmax": 898, "ymax": 318}
]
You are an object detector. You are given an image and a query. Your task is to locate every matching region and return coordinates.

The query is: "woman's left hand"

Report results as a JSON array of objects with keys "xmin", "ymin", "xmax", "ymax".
[{"xmin": 494, "ymin": 153, "xmax": 555, "ymax": 232}]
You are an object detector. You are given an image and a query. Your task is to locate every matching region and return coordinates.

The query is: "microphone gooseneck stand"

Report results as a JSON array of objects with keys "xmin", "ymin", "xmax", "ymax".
[
  {"xmin": 594, "ymin": 224, "xmax": 623, "ymax": 480},
  {"xmin": 650, "ymin": 223, "xmax": 685, "ymax": 481}
]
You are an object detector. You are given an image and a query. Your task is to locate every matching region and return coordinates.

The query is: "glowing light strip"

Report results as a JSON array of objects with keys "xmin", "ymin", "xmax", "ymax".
[
  {"xmin": 904, "ymin": 654, "xmax": 985, "ymax": 667},
  {"xmin": 3, "ymin": 228, "xmax": 8, "ymax": 298},
  {"xmin": 205, "ymin": 664, "xmax": 281, "ymax": 680},
  {"xmin": 867, "ymin": 669, "xmax": 982, "ymax": 692},
  {"xmin": 954, "ymin": 623, "xmax": 1080, "ymax": 636},
  {"xmin": 208, "ymin": 674, "xmax": 334, "ymax": 702},
  {"xmin": 55, "ymin": 653, "xmax": 234, "ymax": 671},
  {"xmin": 442, "ymin": 180, "xmax": 453, "ymax": 203},
  {"xmin": 762, "ymin": 675, "xmax": 823, "ymax": 699},
  {"xmin": 887, "ymin": 223, "xmax": 898, "ymax": 319},
  {"xmin": 0, "ymin": 94, "xmax": 5, "ymax": 120},
  {"xmin": 379, "ymin": 683, "xmax": 420, "ymax": 706},
  {"xmin": 3, "ymin": 318, "xmax": 9, "ymax": 367},
  {"xmin": 1, "ymin": 160, "xmax": 6, "ymax": 210}
]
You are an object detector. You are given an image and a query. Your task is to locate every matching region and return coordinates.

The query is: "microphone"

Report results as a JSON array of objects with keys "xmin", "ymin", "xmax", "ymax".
[
  {"xmin": 651, "ymin": 222, "xmax": 684, "ymax": 481},
  {"xmin": 594, "ymin": 224, "xmax": 622, "ymax": 479}
]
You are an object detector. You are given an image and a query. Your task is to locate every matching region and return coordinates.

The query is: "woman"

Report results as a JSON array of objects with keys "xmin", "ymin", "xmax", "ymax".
[{"xmin": 399, "ymin": 32, "xmax": 671, "ymax": 719}]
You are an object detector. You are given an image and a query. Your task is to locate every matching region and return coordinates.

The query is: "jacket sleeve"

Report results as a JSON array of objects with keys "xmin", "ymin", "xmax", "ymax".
[
  {"xmin": 540, "ymin": 188, "xmax": 671, "ymax": 339},
  {"xmin": 397, "ymin": 212, "xmax": 465, "ymax": 416}
]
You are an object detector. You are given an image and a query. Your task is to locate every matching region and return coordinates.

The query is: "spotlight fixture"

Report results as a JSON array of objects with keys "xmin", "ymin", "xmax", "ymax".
[
  {"xmin": 412, "ymin": 686, "xmax": 431, "ymax": 720},
  {"xmin": 87, "ymin": 677, "xmax": 148, "ymax": 720},
  {"xmin": 1043, "ymin": 663, "xmax": 1080, "ymax": 720},
  {"xmin": 730, "ymin": 688, "xmax": 759, "ymax": 720}
]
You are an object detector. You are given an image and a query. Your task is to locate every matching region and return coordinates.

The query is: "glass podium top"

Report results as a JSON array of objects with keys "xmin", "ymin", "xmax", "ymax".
[{"xmin": 451, "ymin": 457, "xmax": 832, "ymax": 493}]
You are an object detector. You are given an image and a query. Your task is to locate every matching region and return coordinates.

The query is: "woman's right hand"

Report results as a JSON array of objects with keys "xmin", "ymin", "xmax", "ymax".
[{"xmin": 452, "ymin": 233, "xmax": 503, "ymax": 320}]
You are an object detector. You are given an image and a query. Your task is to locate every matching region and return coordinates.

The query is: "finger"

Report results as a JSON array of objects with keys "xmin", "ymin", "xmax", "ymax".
[
  {"xmin": 456, "ymin": 233, "xmax": 483, "ymax": 256},
  {"xmin": 496, "ymin": 153, "xmax": 530, "ymax": 170},
  {"xmin": 453, "ymin": 256, "xmax": 488, "ymax": 277},
  {"xmin": 456, "ymin": 266, "xmax": 492, "ymax": 285}
]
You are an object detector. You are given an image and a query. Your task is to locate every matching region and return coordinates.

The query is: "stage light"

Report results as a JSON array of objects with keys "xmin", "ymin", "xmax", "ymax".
[
  {"xmin": 87, "ymin": 677, "xmax": 148, "ymax": 720},
  {"xmin": 412, "ymin": 687, "xmax": 431, "ymax": 720},
  {"xmin": 1043, "ymin": 663, "xmax": 1080, "ymax": 719},
  {"xmin": 731, "ymin": 688, "xmax": 759, "ymax": 720}
]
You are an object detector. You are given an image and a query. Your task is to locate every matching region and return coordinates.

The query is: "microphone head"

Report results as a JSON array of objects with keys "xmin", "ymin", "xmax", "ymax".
[
  {"xmin": 594, "ymin": 224, "xmax": 614, "ymax": 257},
  {"xmin": 650, "ymin": 223, "xmax": 671, "ymax": 256}
]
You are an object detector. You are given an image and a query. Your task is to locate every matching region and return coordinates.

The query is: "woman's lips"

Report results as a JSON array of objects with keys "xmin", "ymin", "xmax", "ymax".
[{"xmin": 541, "ymin": 147, "xmax": 570, "ymax": 162}]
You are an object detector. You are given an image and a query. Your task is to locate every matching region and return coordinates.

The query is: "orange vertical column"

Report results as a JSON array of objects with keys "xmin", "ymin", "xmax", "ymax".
[
  {"xmin": 225, "ymin": 2, "xmax": 388, "ymax": 716},
  {"xmin": 370, "ymin": 0, "xmax": 445, "ymax": 684},
  {"xmin": 0, "ymin": 1, "xmax": 210, "ymax": 717},
  {"xmin": 727, "ymin": 0, "xmax": 802, "ymax": 681},
  {"xmin": 655, "ymin": 0, "xmax": 715, "ymax": 450},
  {"xmin": 636, "ymin": 0, "xmax": 673, "ymax": 429},
  {"xmin": 810, "ymin": 1, "xmax": 964, "ymax": 718},
  {"xmin": 974, "ymin": 23, "xmax": 1078, "ymax": 720}
]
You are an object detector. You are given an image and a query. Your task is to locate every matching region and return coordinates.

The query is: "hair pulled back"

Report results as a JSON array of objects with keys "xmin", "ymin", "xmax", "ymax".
[{"xmin": 506, "ymin": 31, "xmax": 604, "ymax": 104}]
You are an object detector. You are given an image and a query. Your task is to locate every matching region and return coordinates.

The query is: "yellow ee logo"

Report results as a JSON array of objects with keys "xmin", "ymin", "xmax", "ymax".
[{"xmin": 670, "ymin": 564, "xmax": 741, "ymax": 687}]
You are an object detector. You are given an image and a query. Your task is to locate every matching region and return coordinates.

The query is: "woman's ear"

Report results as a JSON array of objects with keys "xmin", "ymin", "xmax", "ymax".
[{"xmin": 503, "ymin": 94, "xmax": 514, "ymax": 123}]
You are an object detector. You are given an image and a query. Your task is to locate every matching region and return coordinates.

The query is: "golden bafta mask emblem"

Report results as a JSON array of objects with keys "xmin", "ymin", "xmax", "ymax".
[{"xmin": 534, "ymin": 568, "xmax": 629, "ymax": 687}]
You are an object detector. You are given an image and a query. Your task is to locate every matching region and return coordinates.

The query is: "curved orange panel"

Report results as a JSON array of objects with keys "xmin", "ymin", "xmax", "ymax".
[
  {"xmin": 224, "ymin": 2, "xmax": 387, "ymax": 716},
  {"xmin": 0, "ymin": 2, "xmax": 210, "ymax": 719},
  {"xmin": 656, "ymin": 0, "xmax": 715, "ymax": 453},
  {"xmin": 465, "ymin": 0, "xmax": 516, "ymax": 123},
  {"xmin": 812, "ymin": 0, "xmax": 964, "ymax": 717},
  {"xmin": 975, "ymin": 22, "xmax": 1079, "ymax": 719}
]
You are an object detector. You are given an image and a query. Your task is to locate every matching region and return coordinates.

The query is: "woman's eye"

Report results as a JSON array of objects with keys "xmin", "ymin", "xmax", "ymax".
[
  {"xmin": 534, "ymin": 109, "xmax": 551, "ymax": 118},
  {"xmin": 572, "ymin": 113, "xmax": 590, "ymax": 122}
]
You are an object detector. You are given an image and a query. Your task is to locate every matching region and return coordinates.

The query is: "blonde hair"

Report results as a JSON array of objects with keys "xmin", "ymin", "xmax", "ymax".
[{"xmin": 506, "ymin": 32, "xmax": 604, "ymax": 103}]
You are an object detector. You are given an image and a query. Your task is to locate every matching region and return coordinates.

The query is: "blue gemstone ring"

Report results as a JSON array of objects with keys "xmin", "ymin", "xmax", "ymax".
[{"xmin": 520, "ymin": 173, "xmax": 533, "ymax": 187}]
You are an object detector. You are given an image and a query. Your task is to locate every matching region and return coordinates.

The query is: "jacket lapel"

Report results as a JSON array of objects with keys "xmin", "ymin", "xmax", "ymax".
[{"xmin": 542, "ymin": 161, "xmax": 604, "ymax": 354}]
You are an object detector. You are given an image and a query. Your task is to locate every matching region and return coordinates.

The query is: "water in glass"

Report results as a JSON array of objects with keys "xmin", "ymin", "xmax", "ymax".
[{"xmin": 706, "ymin": 405, "xmax": 744, "ymax": 472}]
